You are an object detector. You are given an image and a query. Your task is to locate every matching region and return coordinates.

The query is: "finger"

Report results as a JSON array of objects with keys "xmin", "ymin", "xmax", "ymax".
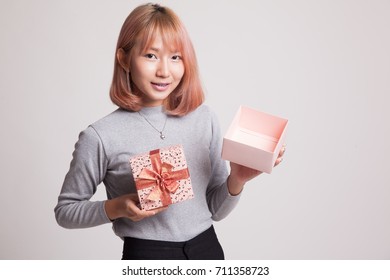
[
  {"xmin": 129, "ymin": 204, "xmax": 168, "ymax": 221},
  {"xmin": 152, "ymin": 206, "xmax": 169, "ymax": 214},
  {"xmin": 274, "ymin": 157, "xmax": 283, "ymax": 167},
  {"xmin": 138, "ymin": 210, "xmax": 157, "ymax": 218},
  {"xmin": 279, "ymin": 145, "xmax": 286, "ymax": 157},
  {"xmin": 125, "ymin": 193, "xmax": 142, "ymax": 209},
  {"xmin": 141, "ymin": 205, "xmax": 169, "ymax": 217},
  {"xmin": 126, "ymin": 200, "xmax": 153, "ymax": 221},
  {"xmin": 128, "ymin": 193, "xmax": 140, "ymax": 202}
]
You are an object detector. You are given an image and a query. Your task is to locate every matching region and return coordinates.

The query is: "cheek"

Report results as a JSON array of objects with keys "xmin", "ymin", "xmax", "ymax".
[
  {"xmin": 130, "ymin": 62, "xmax": 140, "ymax": 82},
  {"xmin": 131, "ymin": 62, "xmax": 153, "ymax": 83},
  {"xmin": 173, "ymin": 64, "xmax": 185, "ymax": 81}
]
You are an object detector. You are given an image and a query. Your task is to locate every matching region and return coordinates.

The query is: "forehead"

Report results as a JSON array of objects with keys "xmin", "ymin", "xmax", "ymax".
[{"xmin": 136, "ymin": 27, "xmax": 183, "ymax": 53}]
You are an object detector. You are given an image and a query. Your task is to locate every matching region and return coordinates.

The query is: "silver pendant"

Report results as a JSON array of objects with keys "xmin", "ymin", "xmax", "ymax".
[{"xmin": 160, "ymin": 132, "xmax": 165, "ymax": 140}]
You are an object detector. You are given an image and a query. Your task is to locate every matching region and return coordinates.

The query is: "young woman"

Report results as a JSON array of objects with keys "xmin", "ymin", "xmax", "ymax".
[{"xmin": 55, "ymin": 3, "xmax": 285, "ymax": 260}]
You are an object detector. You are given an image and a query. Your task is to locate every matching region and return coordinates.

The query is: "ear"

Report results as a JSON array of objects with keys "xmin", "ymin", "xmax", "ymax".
[{"xmin": 116, "ymin": 48, "xmax": 129, "ymax": 71}]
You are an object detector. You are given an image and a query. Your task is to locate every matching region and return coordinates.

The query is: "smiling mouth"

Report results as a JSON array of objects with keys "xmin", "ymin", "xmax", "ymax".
[
  {"xmin": 151, "ymin": 82, "xmax": 170, "ymax": 91},
  {"xmin": 151, "ymin": 82, "xmax": 170, "ymax": 87}
]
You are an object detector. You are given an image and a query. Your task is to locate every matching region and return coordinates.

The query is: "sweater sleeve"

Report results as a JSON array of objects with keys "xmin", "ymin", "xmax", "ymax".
[
  {"xmin": 54, "ymin": 126, "xmax": 111, "ymax": 228},
  {"xmin": 206, "ymin": 110, "xmax": 241, "ymax": 221}
]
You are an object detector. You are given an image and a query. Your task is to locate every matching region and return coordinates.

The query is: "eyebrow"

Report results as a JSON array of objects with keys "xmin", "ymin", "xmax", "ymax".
[
  {"xmin": 147, "ymin": 47, "xmax": 181, "ymax": 53},
  {"xmin": 149, "ymin": 47, "xmax": 160, "ymax": 52}
]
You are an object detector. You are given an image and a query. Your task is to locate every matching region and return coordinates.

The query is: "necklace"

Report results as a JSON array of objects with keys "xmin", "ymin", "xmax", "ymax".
[{"xmin": 137, "ymin": 111, "xmax": 167, "ymax": 140}]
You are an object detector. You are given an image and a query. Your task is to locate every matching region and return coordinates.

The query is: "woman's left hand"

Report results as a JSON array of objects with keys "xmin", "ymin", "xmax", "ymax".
[{"xmin": 227, "ymin": 145, "xmax": 286, "ymax": 195}]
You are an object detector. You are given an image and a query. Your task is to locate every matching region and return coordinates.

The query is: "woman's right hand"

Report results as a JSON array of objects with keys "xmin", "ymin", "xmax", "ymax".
[{"xmin": 104, "ymin": 193, "xmax": 168, "ymax": 222}]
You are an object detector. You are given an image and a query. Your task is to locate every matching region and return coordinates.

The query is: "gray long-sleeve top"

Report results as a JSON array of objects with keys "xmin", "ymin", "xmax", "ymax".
[{"xmin": 54, "ymin": 104, "xmax": 241, "ymax": 241}]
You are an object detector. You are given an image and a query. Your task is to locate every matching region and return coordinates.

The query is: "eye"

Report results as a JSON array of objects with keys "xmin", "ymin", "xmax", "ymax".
[
  {"xmin": 172, "ymin": 55, "xmax": 182, "ymax": 61},
  {"xmin": 145, "ymin": 53, "xmax": 157, "ymax": 59}
]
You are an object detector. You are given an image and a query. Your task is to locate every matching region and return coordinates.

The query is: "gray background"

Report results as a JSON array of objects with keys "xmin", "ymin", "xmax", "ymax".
[{"xmin": 1, "ymin": 0, "xmax": 389, "ymax": 259}]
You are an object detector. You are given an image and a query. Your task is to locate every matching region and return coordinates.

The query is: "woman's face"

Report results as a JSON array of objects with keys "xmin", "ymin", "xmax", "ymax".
[{"xmin": 130, "ymin": 33, "xmax": 185, "ymax": 107}]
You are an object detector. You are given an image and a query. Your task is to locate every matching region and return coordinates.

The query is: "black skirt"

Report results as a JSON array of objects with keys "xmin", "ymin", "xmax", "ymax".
[{"xmin": 122, "ymin": 226, "xmax": 224, "ymax": 260}]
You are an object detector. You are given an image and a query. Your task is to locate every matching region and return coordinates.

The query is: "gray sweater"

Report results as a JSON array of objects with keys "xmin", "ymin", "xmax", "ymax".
[{"xmin": 55, "ymin": 104, "xmax": 241, "ymax": 242}]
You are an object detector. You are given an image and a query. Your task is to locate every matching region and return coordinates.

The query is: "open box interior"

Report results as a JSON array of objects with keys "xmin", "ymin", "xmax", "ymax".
[{"xmin": 227, "ymin": 106, "xmax": 288, "ymax": 153}]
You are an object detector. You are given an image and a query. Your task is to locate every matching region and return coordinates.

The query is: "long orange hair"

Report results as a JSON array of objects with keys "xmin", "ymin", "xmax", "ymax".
[{"xmin": 110, "ymin": 3, "xmax": 204, "ymax": 116}]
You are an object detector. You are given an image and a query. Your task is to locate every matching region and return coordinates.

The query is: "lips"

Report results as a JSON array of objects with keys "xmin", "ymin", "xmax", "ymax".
[{"xmin": 151, "ymin": 82, "xmax": 170, "ymax": 91}]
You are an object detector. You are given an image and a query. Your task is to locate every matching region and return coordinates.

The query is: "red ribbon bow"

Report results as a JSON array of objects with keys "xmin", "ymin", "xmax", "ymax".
[{"xmin": 135, "ymin": 149, "xmax": 190, "ymax": 206}]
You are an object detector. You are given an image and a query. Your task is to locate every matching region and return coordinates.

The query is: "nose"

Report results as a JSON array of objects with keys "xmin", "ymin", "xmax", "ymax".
[{"xmin": 156, "ymin": 59, "xmax": 170, "ymax": 78}]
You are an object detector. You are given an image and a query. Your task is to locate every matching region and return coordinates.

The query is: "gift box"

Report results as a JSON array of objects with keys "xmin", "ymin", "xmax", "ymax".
[
  {"xmin": 222, "ymin": 106, "xmax": 288, "ymax": 174},
  {"xmin": 129, "ymin": 144, "xmax": 194, "ymax": 210}
]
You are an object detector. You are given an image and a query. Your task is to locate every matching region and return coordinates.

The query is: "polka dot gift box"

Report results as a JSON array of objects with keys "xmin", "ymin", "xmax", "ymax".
[{"xmin": 129, "ymin": 144, "xmax": 194, "ymax": 210}]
